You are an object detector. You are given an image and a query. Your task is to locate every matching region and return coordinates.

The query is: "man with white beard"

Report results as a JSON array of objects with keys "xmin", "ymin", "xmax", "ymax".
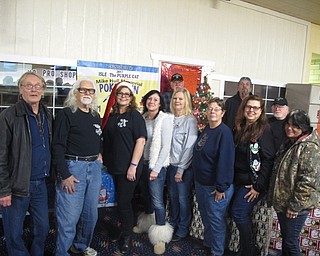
[
  {"xmin": 52, "ymin": 78, "xmax": 103, "ymax": 256},
  {"xmin": 268, "ymin": 97, "xmax": 289, "ymax": 152},
  {"xmin": 223, "ymin": 77, "xmax": 253, "ymax": 130}
]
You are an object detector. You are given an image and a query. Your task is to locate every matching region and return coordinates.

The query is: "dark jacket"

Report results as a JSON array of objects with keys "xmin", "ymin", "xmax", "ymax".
[
  {"xmin": 223, "ymin": 92, "xmax": 242, "ymax": 130},
  {"xmin": 268, "ymin": 116, "xmax": 286, "ymax": 152},
  {"xmin": 0, "ymin": 100, "xmax": 52, "ymax": 198},
  {"xmin": 223, "ymin": 92, "xmax": 253, "ymax": 130},
  {"xmin": 234, "ymin": 125, "xmax": 275, "ymax": 193}
]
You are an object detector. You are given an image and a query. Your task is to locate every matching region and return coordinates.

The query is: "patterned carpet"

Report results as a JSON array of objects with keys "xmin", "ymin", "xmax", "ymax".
[{"xmin": 0, "ymin": 207, "xmax": 210, "ymax": 256}]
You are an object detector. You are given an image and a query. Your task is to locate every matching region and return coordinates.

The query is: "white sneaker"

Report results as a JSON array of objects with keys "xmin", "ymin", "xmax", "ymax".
[
  {"xmin": 83, "ymin": 247, "xmax": 97, "ymax": 256},
  {"xmin": 69, "ymin": 245, "xmax": 97, "ymax": 256}
]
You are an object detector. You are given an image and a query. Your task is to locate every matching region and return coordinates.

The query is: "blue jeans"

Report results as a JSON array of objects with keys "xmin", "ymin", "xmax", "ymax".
[
  {"xmin": 195, "ymin": 182, "xmax": 234, "ymax": 256},
  {"xmin": 231, "ymin": 185, "xmax": 263, "ymax": 224},
  {"xmin": 1, "ymin": 178, "xmax": 49, "ymax": 256},
  {"xmin": 148, "ymin": 167, "xmax": 167, "ymax": 225},
  {"xmin": 231, "ymin": 185, "xmax": 264, "ymax": 255},
  {"xmin": 277, "ymin": 211, "xmax": 309, "ymax": 256},
  {"xmin": 55, "ymin": 160, "xmax": 102, "ymax": 256},
  {"xmin": 167, "ymin": 165, "xmax": 193, "ymax": 238}
]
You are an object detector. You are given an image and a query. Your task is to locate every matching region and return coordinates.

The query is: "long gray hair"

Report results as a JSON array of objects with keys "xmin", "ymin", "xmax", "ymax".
[{"xmin": 64, "ymin": 77, "xmax": 98, "ymax": 115}]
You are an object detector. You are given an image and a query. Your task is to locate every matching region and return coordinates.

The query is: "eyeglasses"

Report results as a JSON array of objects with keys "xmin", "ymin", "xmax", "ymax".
[
  {"xmin": 77, "ymin": 88, "xmax": 96, "ymax": 95},
  {"xmin": 22, "ymin": 83, "xmax": 43, "ymax": 90},
  {"xmin": 207, "ymin": 107, "xmax": 222, "ymax": 112},
  {"xmin": 245, "ymin": 105, "xmax": 261, "ymax": 111},
  {"xmin": 117, "ymin": 92, "xmax": 132, "ymax": 98}
]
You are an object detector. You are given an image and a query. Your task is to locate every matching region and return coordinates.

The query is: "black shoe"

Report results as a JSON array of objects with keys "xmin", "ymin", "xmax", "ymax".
[
  {"xmin": 189, "ymin": 237, "xmax": 205, "ymax": 249},
  {"xmin": 110, "ymin": 230, "xmax": 121, "ymax": 242},
  {"xmin": 119, "ymin": 235, "xmax": 131, "ymax": 254},
  {"xmin": 172, "ymin": 234, "xmax": 183, "ymax": 242},
  {"xmin": 108, "ymin": 225, "xmax": 121, "ymax": 242},
  {"xmin": 204, "ymin": 246, "xmax": 211, "ymax": 255},
  {"xmin": 224, "ymin": 248, "xmax": 241, "ymax": 256}
]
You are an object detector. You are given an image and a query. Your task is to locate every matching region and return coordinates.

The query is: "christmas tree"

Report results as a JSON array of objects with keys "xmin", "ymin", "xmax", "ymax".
[{"xmin": 193, "ymin": 76, "xmax": 214, "ymax": 131}]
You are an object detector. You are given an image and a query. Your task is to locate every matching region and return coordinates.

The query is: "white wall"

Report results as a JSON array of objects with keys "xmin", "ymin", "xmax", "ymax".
[{"xmin": 0, "ymin": 0, "xmax": 310, "ymax": 84}]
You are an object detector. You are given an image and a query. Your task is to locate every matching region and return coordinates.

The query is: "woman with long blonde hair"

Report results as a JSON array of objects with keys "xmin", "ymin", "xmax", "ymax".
[{"xmin": 167, "ymin": 88, "xmax": 198, "ymax": 242}]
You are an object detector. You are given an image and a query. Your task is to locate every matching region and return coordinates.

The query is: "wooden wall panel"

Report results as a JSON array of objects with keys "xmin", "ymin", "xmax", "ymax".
[{"xmin": 0, "ymin": 0, "xmax": 310, "ymax": 84}]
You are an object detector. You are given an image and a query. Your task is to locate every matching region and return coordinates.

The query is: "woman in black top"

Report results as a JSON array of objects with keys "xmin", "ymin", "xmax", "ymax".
[
  {"xmin": 230, "ymin": 95, "xmax": 275, "ymax": 256},
  {"xmin": 102, "ymin": 82, "xmax": 147, "ymax": 254}
]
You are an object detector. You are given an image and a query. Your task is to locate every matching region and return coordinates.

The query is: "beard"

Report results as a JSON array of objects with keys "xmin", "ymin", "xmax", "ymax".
[
  {"xmin": 274, "ymin": 112, "xmax": 286, "ymax": 120},
  {"xmin": 81, "ymin": 97, "xmax": 92, "ymax": 105},
  {"xmin": 240, "ymin": 88, "xmax": 250, "ymax": 98}
]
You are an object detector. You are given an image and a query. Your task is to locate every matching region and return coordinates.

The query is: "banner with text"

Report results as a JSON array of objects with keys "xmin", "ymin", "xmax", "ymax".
[{"xmin": 77, "ymin": 60, "xmax": 159, "ymax": 116}]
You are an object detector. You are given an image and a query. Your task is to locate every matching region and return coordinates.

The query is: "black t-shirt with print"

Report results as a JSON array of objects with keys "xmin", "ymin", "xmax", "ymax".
[
  {"xmin": 52, "ymin": 107, "xmax": 102, "ymax": 179},
  {"xmin": 102, "ymin": 109, "xmax": 147, "ymax": 175}
]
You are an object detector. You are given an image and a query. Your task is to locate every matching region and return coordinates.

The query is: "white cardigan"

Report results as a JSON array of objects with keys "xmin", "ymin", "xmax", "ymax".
[{"xmin": 143, "ymin": 111, "xmax": 174, "ymax": 172}]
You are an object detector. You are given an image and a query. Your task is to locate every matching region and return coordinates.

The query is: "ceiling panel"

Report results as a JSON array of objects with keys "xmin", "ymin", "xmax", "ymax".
[{"xmin": 240, "ymin": 0, "xmax": 320, "ymax": 25}]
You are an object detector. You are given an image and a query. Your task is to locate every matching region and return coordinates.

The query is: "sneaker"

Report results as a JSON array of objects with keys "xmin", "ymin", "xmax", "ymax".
[
  {"xmin": 69, "ymin": 245, "xmax": 97, "ymax": 256},
  {"xmin": 69, "ymin": 245, "xmax": 81, "ymax": 254},
  {"xmin": 119, "ymin": 235, "xmax": 131, "ymax": 254},
  {"xmin": 171, "ymin": 234, "xmax": 183, "ymax": 242},
  {"xmin": 83, "ymin": 247, "xmax": 97, "ymax": 256}
]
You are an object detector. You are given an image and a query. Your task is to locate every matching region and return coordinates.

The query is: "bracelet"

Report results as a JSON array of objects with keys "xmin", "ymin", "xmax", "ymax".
[{"xmin": 130, "ymin": 162, "xmax": 137, "ymax": 167}]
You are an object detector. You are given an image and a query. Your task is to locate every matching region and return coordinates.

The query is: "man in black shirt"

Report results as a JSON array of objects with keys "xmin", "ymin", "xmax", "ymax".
[
  {"xmin": 268, "ymin": 97, "xmax": 289, "ymax": 152},
  {"xmin": 223, "ymin": 77, "xmax": 253, "ymax": 130},
  {"xmin": 52, "ymin": 78, "xmax": 102, "ymax": 256}
]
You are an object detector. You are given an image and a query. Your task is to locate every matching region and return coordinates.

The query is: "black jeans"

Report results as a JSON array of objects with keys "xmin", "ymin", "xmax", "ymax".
[
  {"xmin": 136, "ymin": 163, "xmax": 153, "ymax": 214},
  {"xmin": 113, "ymin": 171, "xmax": 142, "ymax": 236}
]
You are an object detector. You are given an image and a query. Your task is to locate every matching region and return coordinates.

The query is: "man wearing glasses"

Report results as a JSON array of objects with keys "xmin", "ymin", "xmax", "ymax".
[
  {"xmin": 268, "ymin": 97, "xmax": 289, "ymax": 152},
  {"xmin": 0, "ymin": 72, "xmax": 52, "ymax": 256},
  {"xmin": 52, "ymin": 78, "xmax": 103, "ymax": 256}
]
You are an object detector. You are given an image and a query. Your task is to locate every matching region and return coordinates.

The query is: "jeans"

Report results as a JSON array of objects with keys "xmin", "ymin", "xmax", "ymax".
[
  {"xmin": 55, "ymin": 160, "xmax": 102, "ymax": 256},
  {"xmin": 277, "ymin": 211, "xmax": 309, "ymax": 256},
  {"xmin": 148, "ymin": 167, "xmax": 167, "ymax": 225},
  {"xmin": 167, "ymin": 165, "xmax": 193, "ymax": 238},
  {"xmin": 1, "ymin": 178, "xmax": 49, "ymax": 256},
  {"xmin": 231, "ymin": 185, "xmax": 263, "ymax": 255},
  {"xmin": 195, "ymin": 182, "xmax": 234, "ymax": 256},
  {"xmin": 231, "ymin": 185, "xmax": 263, "ymax": 224}
]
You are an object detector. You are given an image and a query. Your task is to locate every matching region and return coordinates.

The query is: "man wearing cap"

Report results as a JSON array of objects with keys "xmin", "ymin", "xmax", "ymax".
[
  {"xmin": 162, "ymin": 73, "xmax": 184, "ymax": 112},
  {"xmin": 268, "ymin": 97, "xmax": 289, "ymax": 152},
  {"xmin": 223, "ymin": 77, "xmax": 253, "ymax": 130}
]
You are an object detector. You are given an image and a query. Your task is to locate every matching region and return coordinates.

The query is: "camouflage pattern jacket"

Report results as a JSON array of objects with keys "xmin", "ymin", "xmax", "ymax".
[{"xmin": 268, "ymin": 129, "xmax": 320, "ymax": 213}]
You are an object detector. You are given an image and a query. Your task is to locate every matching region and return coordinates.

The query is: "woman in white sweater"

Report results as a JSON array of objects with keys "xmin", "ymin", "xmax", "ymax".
[{"xmin": 135, "ymin": 90, "xmax": 174, "ymax": 254}]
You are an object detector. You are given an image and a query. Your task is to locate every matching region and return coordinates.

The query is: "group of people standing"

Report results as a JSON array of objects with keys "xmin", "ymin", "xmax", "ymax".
[
  {"xmin": 0, "ymin": 72, "xmax": 319, "ymax": 256},
  {"xmin": 222, "ymin": 77, "xmax": 320, "ymax": 256}
]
